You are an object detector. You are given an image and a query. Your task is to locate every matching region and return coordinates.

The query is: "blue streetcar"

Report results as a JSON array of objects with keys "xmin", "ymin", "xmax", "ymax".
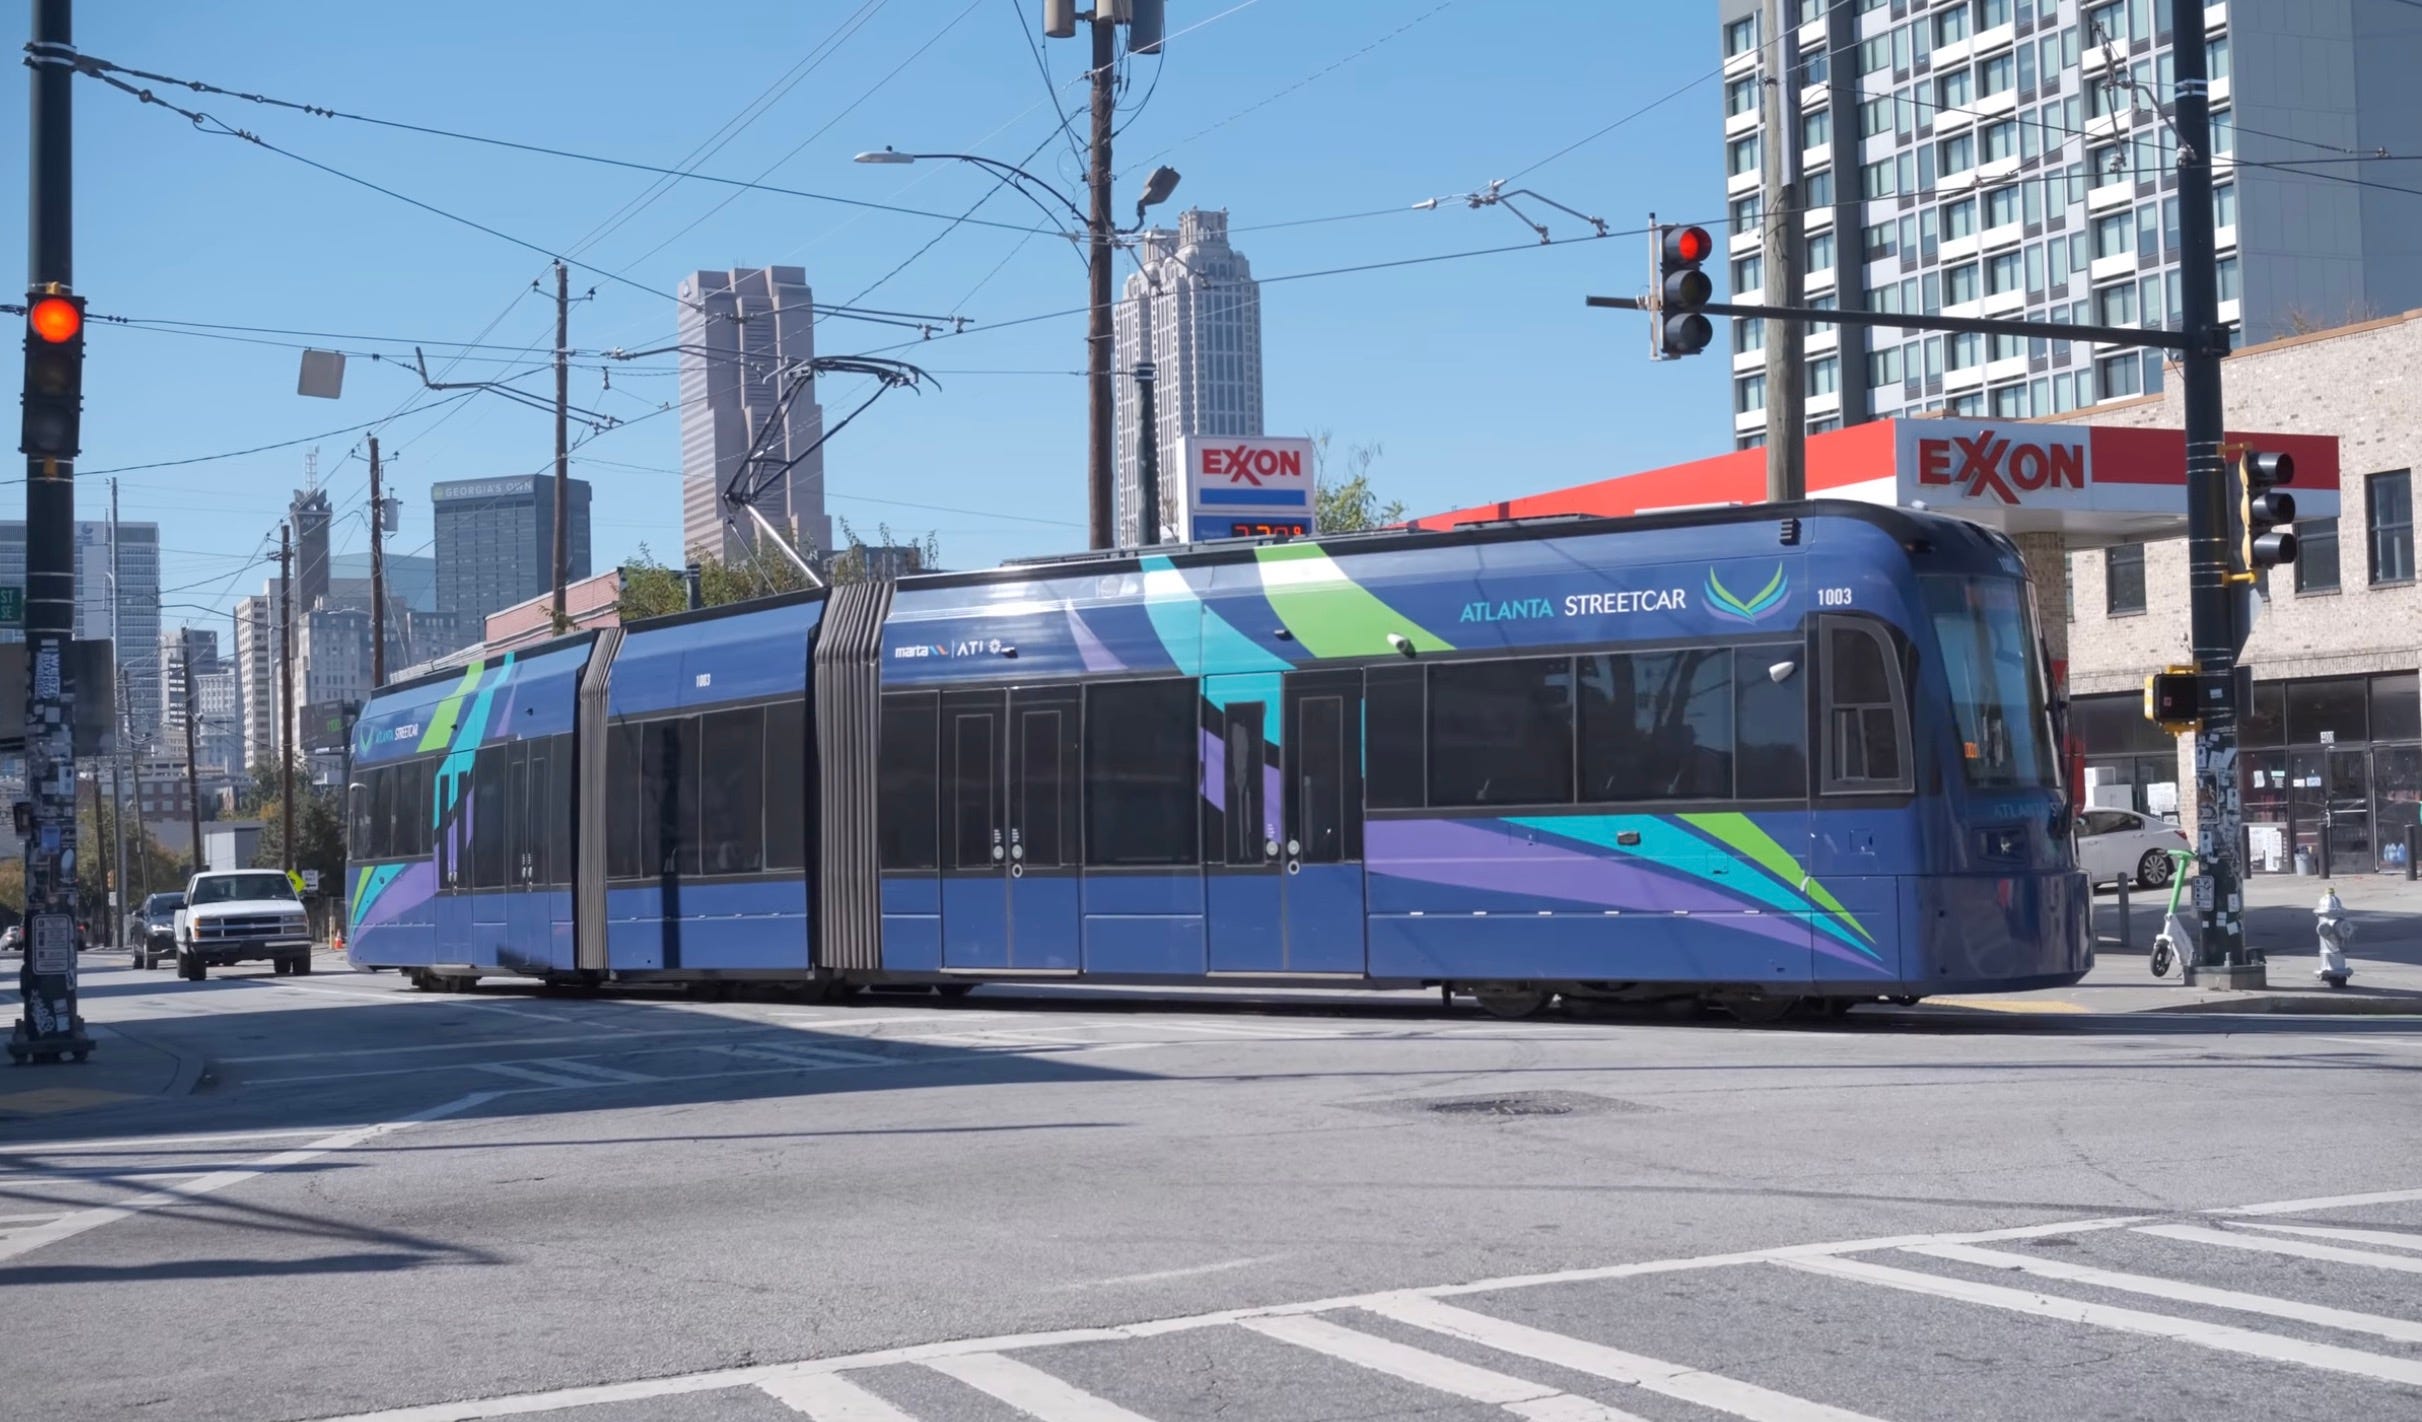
[{"xmin": 344, "ymin": 502, "xmax": 2089, "ymax": 1018}]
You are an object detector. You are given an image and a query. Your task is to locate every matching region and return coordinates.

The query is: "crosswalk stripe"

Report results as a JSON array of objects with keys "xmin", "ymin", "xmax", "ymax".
[
  {"xmin": 473, "ymin": 1061, "xmax": 620, "ymax": 1088},
  {"xmin": 2136, "ymin": 1223, "xmax": 2422, "ymax": 1275},
  {"xmin": 532, "ymin": 1058, "xmax": 657, "ymax": 1084},
  {"xmin": 1784, "ymin": 1255, "xmax": 2422, "ymax": 1388},
  {"xmin": 1242, "ymin": 1314, "xmax": 1647, "ymax": 1420},
  {"xmin": 760, "ymin": 1372, "xmax": 917, "ymax": 1420},
  {"xmin": 1904, "ymin": 1242, "xmax": 2422, "ymax": 1344},
  {"xmin": 703, "ymin": 1043, "xmax": 895, "ymax": 1068},
  {"xmin": 920, "ymin": 1352, "xmax": 1154, "ymax": 1421},
  {"xmin": 2215, "ymin": 1186, "xmax": 2422, "ymax": 1217},
  {"xmin": 2230, "ymin": 1221, "xmax": 2422, "ymax": 1254},
  {"xmin": 1370, "ymin": 1296, "xmax": 1884, "ymax": 1422}
]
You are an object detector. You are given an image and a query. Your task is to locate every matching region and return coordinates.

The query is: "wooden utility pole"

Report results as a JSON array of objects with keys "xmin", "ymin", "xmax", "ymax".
[
  {"xmin": 277, "ymin": 522, "xmax": 295, "ymax": 873},
  {"xmin": 551, "ymin": 259, "xmax": 571, "ymax": 627},
  {"xmin": 181, "ymin": 643, "xmax": 202, "ymax": 875},
  {"xmin": 368, "ymin": 435, "xmax": 387, "ymax": 685}
]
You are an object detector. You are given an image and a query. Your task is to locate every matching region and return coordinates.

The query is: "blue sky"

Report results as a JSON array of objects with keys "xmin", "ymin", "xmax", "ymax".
[{"xmin": 4, "ymin": 0, "xmax": 1733, "ymax": 630}]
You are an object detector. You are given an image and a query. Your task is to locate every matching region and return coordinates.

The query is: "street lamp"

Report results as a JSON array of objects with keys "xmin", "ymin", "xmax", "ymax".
[{"xmin": 854, "ymin": 148, "xmax": 1180, "ymax": 550}]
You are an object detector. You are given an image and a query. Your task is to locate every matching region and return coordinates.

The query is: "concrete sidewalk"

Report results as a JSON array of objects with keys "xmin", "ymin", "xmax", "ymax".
[
  {"xmin": 1935, "ymin": 869, "xmax": 2422, "ymax": 1016},
  {"xmin": 0, "ymin": 955, "xmax": 206, "ymax": 1123}
]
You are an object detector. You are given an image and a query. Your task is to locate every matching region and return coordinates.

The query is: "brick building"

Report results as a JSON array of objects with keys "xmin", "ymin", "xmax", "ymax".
[{"xmin": 2053, "ymin": 309, "xmax": 2422, "ymax": 873}]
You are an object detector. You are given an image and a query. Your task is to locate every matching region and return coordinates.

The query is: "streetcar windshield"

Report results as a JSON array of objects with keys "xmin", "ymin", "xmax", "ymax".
[{"xmin": 1922, "ymin": 575, "xmax": 2056, "ymax": 789}]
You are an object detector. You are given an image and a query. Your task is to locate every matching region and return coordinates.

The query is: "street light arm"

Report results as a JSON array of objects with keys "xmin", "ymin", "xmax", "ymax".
[{"xmin": 874, "ymin": 150, "xmax": 1090, "ymax": 231}]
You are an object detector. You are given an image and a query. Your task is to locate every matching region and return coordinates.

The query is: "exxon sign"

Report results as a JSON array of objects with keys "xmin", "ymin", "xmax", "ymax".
[
  {"xmin": 1183, "ymin": 434, "xmax": 1317, "ymax": 520},
  {"xmin": 1900, "ymin": 420, "xmax": 2089, "ymax": 507}
]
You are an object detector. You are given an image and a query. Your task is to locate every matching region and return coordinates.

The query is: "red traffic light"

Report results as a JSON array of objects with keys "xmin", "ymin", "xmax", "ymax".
[
  {"xmin": 28, "ymin": 295, "xmax": 81, "ymax": 344},
  {"xmin": 1663, "ymin": 225, "xmax": 1714, "ymax": 265}
]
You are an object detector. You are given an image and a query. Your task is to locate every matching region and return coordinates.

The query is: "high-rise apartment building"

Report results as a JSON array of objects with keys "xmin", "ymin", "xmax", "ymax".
[
  {"xmin": 234, "ymin": 584, "xmax": 281, "ymax": 776},
  {"xmin": 430, "ymin": 475, "xmax": 591, "ymax": 623},
  {"xmin": 0, "ymin": 519, "xmax": 162, "ymax": 742},
  {"xmin": 1714, "ymin": 0, "xmax": 2422, "ymax": 448},
  {"xmin": 677, "ymin": 266, "xmax": 832, "ymax": 564},
  {"xmin": 1114, "ymin": 210, "xmax": 1266, "ymax": 545}
]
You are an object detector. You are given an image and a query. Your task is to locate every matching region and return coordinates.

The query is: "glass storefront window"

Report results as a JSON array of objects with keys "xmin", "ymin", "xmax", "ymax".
[
  {"xmin": 2242, "ymin": 683, "xmax": 2286, "ymax": 747},
  {"xmin": 2370, "ymin": 673, "xmax": 2420, "ymax": 744},
  {"xmin": 2286, "ymin": 678, "xmax": 2368, "ymax": 746}
]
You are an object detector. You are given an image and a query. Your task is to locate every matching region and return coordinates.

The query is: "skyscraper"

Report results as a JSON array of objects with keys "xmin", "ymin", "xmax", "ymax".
[
  {"xmin": 1713, "ymin": 0, "xmax": 2422, "ymax": 447},
  {"xmin": 430, "ymin": 475, "xmax": 591, "ymax": 622},
  {"xmin": 290, "ymin": 486, "xmax": 331, "ymax": 612},
  {"xmin": 677, "ymin": 266, "xmax": 832, "ymax": 564},
  {"xmin": 1114, "ymin": 210, "xmax": 1266, "ymax": 545},
  {"xmin": 0, "ymin": 519, "xmax": 162, "ymax": 742}
]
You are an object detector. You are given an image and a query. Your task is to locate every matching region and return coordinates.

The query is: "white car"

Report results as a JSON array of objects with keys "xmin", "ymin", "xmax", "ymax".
[
  {"xmin": 2075, "ymin": 807, "xmax": 2191, "ymax": 890},
  {"xmin": 172, "ymin": 870, "xmax": 315, "ymax": 981}
]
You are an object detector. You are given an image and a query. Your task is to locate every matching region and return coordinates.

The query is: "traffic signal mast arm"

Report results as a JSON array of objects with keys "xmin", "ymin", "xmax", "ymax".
[{"xmin": 1588, "ymin": 292, "xmax": 2207, "ymax": 353}]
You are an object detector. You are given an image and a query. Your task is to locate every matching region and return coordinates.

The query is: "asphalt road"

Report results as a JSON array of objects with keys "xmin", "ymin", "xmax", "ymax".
[{"xmin": 5, "ymin": 960, "xmax": 2421, "ymax": 1422}]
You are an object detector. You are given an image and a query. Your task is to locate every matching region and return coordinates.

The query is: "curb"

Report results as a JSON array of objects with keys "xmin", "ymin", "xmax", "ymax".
[
  {"xmin": 88, "ymin": 1020, "xmax": 208, "ymax": 1098},
  {"xmin": 2141, "ymin": 992, "xmax": 2422, "ymax": 1016}
]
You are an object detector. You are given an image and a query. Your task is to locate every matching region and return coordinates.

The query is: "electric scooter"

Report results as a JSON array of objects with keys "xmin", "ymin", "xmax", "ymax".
[{"xmin": 2146, "ymin": 849, "xmax": 2200, "ymax": 978}]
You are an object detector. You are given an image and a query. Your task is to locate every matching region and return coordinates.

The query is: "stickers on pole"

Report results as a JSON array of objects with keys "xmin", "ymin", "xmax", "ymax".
[{"xmin": 29, "ymin": 914, "xmax": 73, "ymax": 974}]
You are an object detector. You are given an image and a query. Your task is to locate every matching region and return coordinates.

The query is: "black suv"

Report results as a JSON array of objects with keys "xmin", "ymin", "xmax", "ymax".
[{"xmin": 130, "ymin": 891, "xmax": 185, "ymax": 971}]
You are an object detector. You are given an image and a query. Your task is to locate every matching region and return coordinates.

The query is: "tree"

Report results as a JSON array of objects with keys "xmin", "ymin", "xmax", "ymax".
[
  {"xmin": 617, "ymin": 522, "xmax": 944, "ymax": 622},
  {"xmin": 616, "ymin": 544, "xmax": 690, "ymax": 621},
  {"xmin": 250, "ymin": 758, "xmax": 347, "ymax": 894},
  {"xmin": 1311, "ymin": 430, "xmax": 1405, "ymax": 533},
  {"xmin": 826, "ymin": 519, "xmax": 940, "ymax": 583}
]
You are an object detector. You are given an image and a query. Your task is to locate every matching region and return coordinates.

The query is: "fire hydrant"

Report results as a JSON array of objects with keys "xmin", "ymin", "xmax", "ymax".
[{"xmin": 2314, "ymin": 889, "xmax": 2355, "ymax": 989}]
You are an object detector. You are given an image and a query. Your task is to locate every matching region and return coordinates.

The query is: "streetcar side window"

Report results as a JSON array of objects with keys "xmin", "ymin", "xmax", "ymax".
[
  {"xmin": 1578, "ymin": 649, "xmax": 1734, "ymax": 802},
  {"xmin": 1734, "ymin": 644, "xmax": 1810, "ymax": 800},
  {"xmin": 764, "ymin": 698, "xmax": 808, "ymax": 872},
  {"xmin": 1821, "ymin": 617, "xmax": 1913, "ymax": 794},
  {"xmin": 699, "ymin": 708, "xmax": 765, "ymax": 875},
  {"xmin": 1364, "ymin": 665, "xmax": 1425, "ymax": 810},
  {"xmin": 1427, "ymin": 657, "xmax": 1576, "ymax": 808},
  {"xmin": 1083, "ymin": 679, "xmax": 1199, "ymax": 867},
  {"xmin": 877, "ymin": 693, "xmax": 940, "ymax": 871},
  {"xmin": 606, "ymin": 723, "xmax": 644, "ymax": 879},
  {"xmin": 471, "ymin": 747, "xmax": 506, "ymax": 889}
]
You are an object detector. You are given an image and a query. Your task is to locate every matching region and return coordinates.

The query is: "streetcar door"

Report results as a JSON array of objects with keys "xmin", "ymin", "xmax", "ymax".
[
  {"xmin": 1281, "ymin": 671, "xmax": 1366, "ymax": 975},
  {"xmin": 938, "ymin": 689, "xmax": 1011, "ymax": 969},
  {"xmin": 1202, "ymin": 678, "xmax": 1283, "ymax": 973},
  {"xmin": 468, "ymin": 745, "xmax": 507, "ymax": 952},
  {"xmin": 506, "ymin": 739, "xmax": 560, "ymax": 970},
  {"xmin": 435, "ymin": 759, "xmax": 472, "ymax": 958},
  {"xmin": 1007, "ymin": 686, "xmax": 1081, "ymax": 970}
]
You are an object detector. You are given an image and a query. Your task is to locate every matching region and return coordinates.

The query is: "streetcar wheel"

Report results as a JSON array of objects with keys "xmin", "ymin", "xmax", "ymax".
[
  {"xmin": 1721, "ymin": 994, "xmax": 1803, "ymax": 1025},
  {"xmin": 1818, "ymin": 997, "xmax": 1859, "ymax": 1018},
  {"xmin": 1884, "ymin": 994, "xmax": 1924, "ymax": 1006},
  {"xmin": 1469, "ymin": 984, "xmax": 1554, "ymax": 1020},
  {"xmin": 2136, "ymin": 850, "xmax": 2175, "ymax": 889},
  {"xmin": 408, "ymin": 970, "xmax": 441, "ymax": 992},
  {"xmin": 934, "ymin": 983, "xmax": 976, "ymax": 999}
]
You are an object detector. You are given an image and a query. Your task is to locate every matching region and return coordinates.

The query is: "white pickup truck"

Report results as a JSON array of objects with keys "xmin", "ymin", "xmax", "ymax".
[{"xmin": 173, "ymin": 870, "xmax": 315, "ymax": 981}]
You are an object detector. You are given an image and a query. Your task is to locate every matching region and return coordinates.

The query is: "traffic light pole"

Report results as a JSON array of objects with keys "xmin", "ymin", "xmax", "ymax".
[
  {"xmin": 13, "ymin": 0, "xmax": 91, "ymax": 1063},
  {"xmin": 1759, "ymin": 0, "xmax": 1805, "ymax": 502},
  {"xmin": 2166, "ymin": 0, "xmax": 2257, "ymax": 986}
]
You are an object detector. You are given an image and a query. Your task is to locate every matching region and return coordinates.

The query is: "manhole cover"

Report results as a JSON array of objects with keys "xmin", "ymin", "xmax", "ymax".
[
  {"xmin": 1352, "ymin": 1090, "xmax": 1653, "ymax": 1120},
  {"xmin": 1429, "ymin": 1096, "xmax": 1574, "ymax": 1118}
]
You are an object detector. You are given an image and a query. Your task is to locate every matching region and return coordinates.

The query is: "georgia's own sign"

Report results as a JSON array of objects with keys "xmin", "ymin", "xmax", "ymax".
[{"xmin": 1897, "ymin": 419, "xmax": 2090, "ymax": 506}]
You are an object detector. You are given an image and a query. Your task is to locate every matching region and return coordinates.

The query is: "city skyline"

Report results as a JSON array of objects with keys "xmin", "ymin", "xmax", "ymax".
[
  {"xmin": 677, "ymin": 265, "xmax": 832, "ymax": 564},
  {"xmin": 1114, "ymin": 209, "xmax": 1268, "ymax": 545}
]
